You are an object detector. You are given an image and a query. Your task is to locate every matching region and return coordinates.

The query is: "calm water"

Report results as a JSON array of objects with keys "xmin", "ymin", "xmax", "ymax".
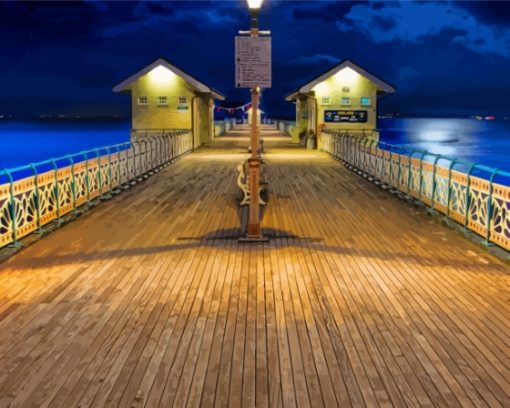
[
  {"xmin": 1, "ymin": 118, "xmax": 509, "ymax": 177},
  {"xmin": 0, "ymin": 121, "xmax": 130, "ymax": 170},
  {"xmin": 378, "ymin": 118, "xmax": 510, "ymax": 173}
]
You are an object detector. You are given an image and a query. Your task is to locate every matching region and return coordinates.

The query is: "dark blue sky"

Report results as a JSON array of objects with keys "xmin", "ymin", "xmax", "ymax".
[{"xmin": 1, "ymin": 0, "xmax": 509, "ymax": 119}]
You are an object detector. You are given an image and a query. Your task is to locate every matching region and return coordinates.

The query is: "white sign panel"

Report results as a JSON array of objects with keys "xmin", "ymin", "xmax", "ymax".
[{"xmin": 235, "ymin": 36, "xmax": 272, "ymax": 89}]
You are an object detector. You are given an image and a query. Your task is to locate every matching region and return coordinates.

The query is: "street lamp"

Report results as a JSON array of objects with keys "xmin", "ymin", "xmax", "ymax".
[
  {"xmin": 247, "ymin": 0, "xmax": 263, "ymax": 8},
  {"xmin": 247, "ymin": 0, "xmax": 263, "ymax": 30},
  {"xmin": 241, "ymin": 0, "xmax": 267, "ymax": 241}
]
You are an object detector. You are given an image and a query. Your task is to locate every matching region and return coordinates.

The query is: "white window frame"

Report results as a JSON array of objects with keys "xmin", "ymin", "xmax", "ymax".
[
  {"xmin": 320, "ymin": 96, "xmax": 331, "ymax": 106},
  {"xmin": 178, "ymin": 96, "xmax": 187, "ymax": 106},
  {"xmin": 158, "ymin": 96, "xmax": 168, "ymax": 106},
  {"xmin": 137, "ymin": 96, "xmax": 148, "ymax": 106},
  {"xmin": 360, "ymin": 96, "xmax": 371, "ymax": 106},
  {"xmin": 341, "ymin": 97, "xmax": 351, "ymax": 106}
]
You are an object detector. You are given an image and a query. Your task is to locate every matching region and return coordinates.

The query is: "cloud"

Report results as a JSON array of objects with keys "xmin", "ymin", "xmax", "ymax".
[
  {"xmin": 288, "ymin": 53, "xmax": 339, "ymax": 66},
  {"xmin": 398, "ymin": 65, "xmax": 420, "ymax": 80},
  {"xmin": 101, "ymin": 2, "xmax": 242, "ymax": 38},
  {"xmin": 336, "ymin": 1, "xmax": 510, "ymax": 59},
  {"xmin": 291, "ymin": 1, "xmax": 364, "ymax": 23}
]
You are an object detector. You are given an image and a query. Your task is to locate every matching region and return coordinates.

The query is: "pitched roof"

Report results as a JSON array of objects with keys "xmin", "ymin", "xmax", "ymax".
[
  {"xmin": 285, "ymin": 59, "xmax": 396, "ymax": 101},
  {"xmin": 113, "ymin": 58, "xmax": 225, "ymax": 100}
]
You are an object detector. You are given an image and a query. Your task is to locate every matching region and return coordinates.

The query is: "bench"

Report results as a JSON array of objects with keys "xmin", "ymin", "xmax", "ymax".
[{"xmin": 237, "ymin": 160, "xmax": 268, "ymax": 206}]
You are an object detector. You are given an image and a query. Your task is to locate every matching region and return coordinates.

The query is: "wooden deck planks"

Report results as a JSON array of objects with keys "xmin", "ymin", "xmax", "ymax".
[{"xmin": 0, "ymin": 125, "xmax": 509, "ymax": 407}]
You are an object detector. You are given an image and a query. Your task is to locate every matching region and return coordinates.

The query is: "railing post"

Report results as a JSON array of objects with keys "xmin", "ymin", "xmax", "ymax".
[
  {"xmin": 429, "ymin": 154, "xmax": 442, "ymax": 213},
  {"xmin": 407, "ymin": 149, "xmax": 418, "ymax": 194},
  {"xmin": 388, "ymin": 149, "xmax": 394, "ymax": 186},
  {"xmin": 4, "ymin": 169, "xmax": 21, "ymax": 248},
  {"xmin": 50, "ymin": 159, "xmax": 62, "ymax": 224},
  {"xmin": 464, "ymin": 164, "xmax": 476, "ymax": 230},
  {"xmin": 94, "ymin": 148, "xmax": 102, "ymax": 195},
  {"xmin": 445, "ymin": 159, "xmax": 458, "ymax": 220},
  {"xmin": 29, "ymin": 164, "xmax": 42, "ymax": 234},
  {"xmin": 363, "ymin": 138, "xmax": 370, "ymax": 173},
  {"xmin": 115, "ymin": 144, "xmax": 122, "ymax": 187},
  {"xmin": 396, "ymin": 148, "xmax": 403, "ymax": 189},
  {"xmin": 83, "ymin": 152, "xmax": 91, "ymax": 202},
  {"xmin": 107, "ymin": 146, "xmax": 113, "ymax": 191},
  {"xmin": 66, "ymin": 155, "xmax": 78, "ymax": 214},
  {"xmin": 418, "ymin": 151, "xmax": 427, "ymax": 200},
  {"xmin": 124, "ymin": 142, "xmax": 131, "ymax": 184},
  {"xmin": 484, "ymin": 168, "xmax": 499, "ymax": 246},
  {"xmin": 369, "ymin": 139, "xmax": 377, "ymax": 177}
]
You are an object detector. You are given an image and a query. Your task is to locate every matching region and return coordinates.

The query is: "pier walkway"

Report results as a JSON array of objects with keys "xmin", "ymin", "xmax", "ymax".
[{"xmin": 0, "ymin": 125, "xmax": 509, "ymax": 407}]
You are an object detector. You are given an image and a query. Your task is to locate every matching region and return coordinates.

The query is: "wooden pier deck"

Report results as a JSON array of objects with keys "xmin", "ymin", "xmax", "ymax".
[{"xmin": 0, "ymin": 125, "xmax": 509, "ymax": 407}]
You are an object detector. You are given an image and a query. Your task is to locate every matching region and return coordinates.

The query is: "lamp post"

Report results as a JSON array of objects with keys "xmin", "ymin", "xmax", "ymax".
[{"xmin": 243, "ymin": 0, "xmax": 267, "ymax": 241}]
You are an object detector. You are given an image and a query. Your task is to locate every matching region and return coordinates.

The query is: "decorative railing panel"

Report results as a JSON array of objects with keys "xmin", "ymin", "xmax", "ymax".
[
  {"xmin": 0, "ymin": 130, "xmax": 192, "ymax": 250},
  {"xmin": 320, "ymin": 130, "xmax": 510, "ymax": 252}
]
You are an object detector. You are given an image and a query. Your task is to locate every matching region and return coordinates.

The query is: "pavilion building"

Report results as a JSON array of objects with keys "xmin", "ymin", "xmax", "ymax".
[
  {"xmin": 285, "ymin": 59, "xmax": 395, "ymax": 143},
  {"xmin": 114, "ymin": 58, "xmax": 224, "ymax": 148}
]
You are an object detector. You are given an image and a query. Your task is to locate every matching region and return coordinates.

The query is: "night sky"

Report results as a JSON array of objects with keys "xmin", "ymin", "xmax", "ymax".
[{"xmin": 1, "ymin": 0, "xmax": 510, "ymax": 119}]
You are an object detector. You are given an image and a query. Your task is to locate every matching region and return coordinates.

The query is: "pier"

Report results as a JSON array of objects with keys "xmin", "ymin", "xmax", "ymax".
[{"xmin": 0, "ymin": 124, "xmax": 509, "ymax": 407}]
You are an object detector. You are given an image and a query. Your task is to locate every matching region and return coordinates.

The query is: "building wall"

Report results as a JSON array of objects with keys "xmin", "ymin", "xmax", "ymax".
[
  {"xmin": 312, "ymin": 71, "xmax": 378, "ymax": 133},
  {"xmin": 130, "ymin": 70, "xmax": 194, "ymax": 131},
  {"xmin": 197, "ymin": 95, "xmax": 214, "ymax": 144}
]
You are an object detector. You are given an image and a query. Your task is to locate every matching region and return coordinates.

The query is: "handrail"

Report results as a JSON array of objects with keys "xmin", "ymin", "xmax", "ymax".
[
  {"xmin": 319, "ymin": 130, "xmax": 510, "ymax": 252},
  {"xmin": 0, "ymin": 129, "xmax": 193, "ymax": 250}
]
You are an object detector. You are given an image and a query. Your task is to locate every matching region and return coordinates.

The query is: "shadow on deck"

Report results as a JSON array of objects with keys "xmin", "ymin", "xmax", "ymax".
[{"xmin": 0, "ymin": 125, "xmax": 509, "ymax": 407}]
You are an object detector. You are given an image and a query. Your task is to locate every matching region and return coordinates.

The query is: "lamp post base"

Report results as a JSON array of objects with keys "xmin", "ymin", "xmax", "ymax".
[{"xmin": 239, "ymin": 233, "xmax": 269, "ymax": 243}]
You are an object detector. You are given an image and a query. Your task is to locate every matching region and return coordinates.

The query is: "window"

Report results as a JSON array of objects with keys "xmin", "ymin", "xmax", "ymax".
[
  {"xmin": 320, "ymin": 96, "xmax": 331, "ymax": 105},
  {"xmin": 158, "ymin": 96, "xmax": 168, "ymax": 106},
  {"xmin": 342, "ymin": 86, "xmax": 350, "ymax": 92},
  {"xmin": 137, "ymin": 96, "xmax": 148, "ymax": 105},
  {"xmin": 360, "ymin": 96, "xmax": 371, "ymax": 106},
  {"xmin": 341, "ymin": 97, "xmax": 350, "ymax": 106},
  {"xmin": 177, "ymin": 96, "xmax": 189, "ymax": 111}
]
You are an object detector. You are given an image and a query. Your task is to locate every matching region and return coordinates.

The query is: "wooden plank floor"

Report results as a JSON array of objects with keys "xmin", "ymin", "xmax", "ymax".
[{"xmin": 0, "ymin": 125, "xmax": 509, "ymax": 407}]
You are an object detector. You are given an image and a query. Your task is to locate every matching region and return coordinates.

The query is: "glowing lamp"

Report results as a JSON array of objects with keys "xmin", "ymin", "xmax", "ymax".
[
  {"xmin": 334, "ymin": 67, "xmax": 359, "ymax": 85},
  {"xmin": 148, "ymin": 65, "xmax": 175, "ymax": 86},
  {"xmin": 247, "ymin": 0, "xmax": 263, "ymax": 9},
  {"xmin": 312, "ymin": 81, "xmax": 330, "ymax": 96}
]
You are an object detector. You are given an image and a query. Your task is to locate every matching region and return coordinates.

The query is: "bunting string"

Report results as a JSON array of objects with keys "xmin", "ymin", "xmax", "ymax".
[{"xmin": 214, "ymin": 101, "xmax": 252, "ymax": 114}]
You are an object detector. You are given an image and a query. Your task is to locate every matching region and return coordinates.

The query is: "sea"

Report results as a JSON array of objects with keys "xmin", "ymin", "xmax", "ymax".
[{"xmin": 0, "ymin": 118, "xmax": 509, "ymax": 182}]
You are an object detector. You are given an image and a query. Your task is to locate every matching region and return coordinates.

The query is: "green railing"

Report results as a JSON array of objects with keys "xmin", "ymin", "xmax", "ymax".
[
  {"xmin": 0, "ymin": 129, "xmax": 193, "ymax": 249},
  {"xmin": 320, "ymin": 130, "xmax": 510, "ymax": 252},
  {"xmin": 214, "ymin": 119, "xmax": 236, "ymax": 137},
  {"xmin": 275, "ymin": 120, "xmax": 296, "ymax": 137}
]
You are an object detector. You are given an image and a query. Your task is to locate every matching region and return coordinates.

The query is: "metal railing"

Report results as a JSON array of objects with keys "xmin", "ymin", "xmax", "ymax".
[
  {"xmin": 320, "ymin": 130, "xmax": 510, "ymax": 252},
  {"xmin": 0, "ymin": 129, "xmax": 193, "ymax": 249},
  {"xmin": 214, "ymin": 118, "xmax": 236, "ymax": 137},
  {"xmin": 275, "ymin": 120, "xmax": 296, "ymax": 137}
]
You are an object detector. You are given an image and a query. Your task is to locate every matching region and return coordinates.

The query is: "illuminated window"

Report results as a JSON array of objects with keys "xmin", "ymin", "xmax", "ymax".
[
  {"xmin": 320, "ymin": 96, "xmax": 331, "ymax": 105},
  {"xmin": 178, "ymin": 96, "xmax": 188, "ymax": 111},
  {"xmin": 137, "ymin": 96, "xmax": 148, "ymax": 105},
  {"xmin": 341, "ymin": 97, "xmax": 350, "ymax": 106},
  {"xmin": 158, "ymin": 96, "xmax": 168, "ymax": 106},
  {"xmin": 360, "ymin": 96, "xmax": 371, "ymax": 106},
  {"xmin": 342, "ymin": 86, "xmax": 350, "ymax": 92}
]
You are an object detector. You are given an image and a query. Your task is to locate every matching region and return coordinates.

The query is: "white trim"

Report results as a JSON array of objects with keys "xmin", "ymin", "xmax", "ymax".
[
  {"xmin": 113, "ymin": 58, "xmax": 225, "ymax": 100},
  {"xmin": 286, "ymin": 59, "xmax": 395, "ymax": 101}
]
